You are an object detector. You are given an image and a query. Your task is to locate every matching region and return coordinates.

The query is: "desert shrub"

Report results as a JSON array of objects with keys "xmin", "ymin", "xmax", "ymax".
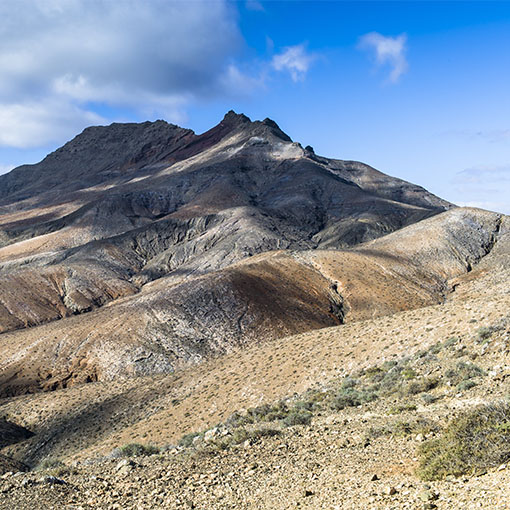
[
  {"xmin": 445, "ymin": 361, "xmax": 485, "ymax": 385},
  {"xmin": 400, "ymin": 377, "xmax": 439, "ymax": 396},
  {"xmin": 246, "ymin": 404, "xmax": 271, "ymax": 422},
  {"xmin": 388, "ymin": 403, "xmax": 417, "ymax": 415},
  {"xmin": 282, "ymin": 409, "xmax": 312, "ymax": 427},
  {"xmin": 245, "ymin": 401, "xmax": 289, "ymax": 423},
  {"xmin": 344, "ymin": 377, "xmax": 360, "ymax": 388},
  {"xmin": 178, "ymin": 432, "xmax": 203, "ymax": 448},
  {"xmin": 204, "ymin": 438, "xmax": 231, "ymax": 451},
  {"xmin": 331, "ymin": 387, "xmax": 378, "ymax": 410},
  {"xmin": 377, "ymin": 366, "xmax": 405, "ymax": 394},
  {"xmin": 476, "ymin": 326, "xmax": 494, "ymax": 343},
  {"xmin": 262, "ymin": 402, "xmax": 290, "ymax": 422},
  {"xmin": 230, "ymin": 427, "xmax": 280, "ymax": 444},
  {"xmin": 293, "ymin": 400, "xmax": 314, "ymax": 412},
  {"xmin": 364, "ymin": 366, "xmax": 385, "ymax": 381},
  {"xmin": 117, "ymin": 443, "xmax": 159, "ymax": 457},
  {"xmin": 443, "ymin": 336, "xmax": 459, "ymax": 348},
  {"xmin": 231, "ymin": 427, "xmax": 250, "ymax": 444},
  {"xmin": 401, "ymin": 368, "xmax": 417, "ymax": 380},
  {"xmin": 392, "ymin": 420, "xmax": 414, "ymax": 436},
  {"xmin": 456, "ymin": 379, "xmax": 478, "ymax": 392},
  {"xmin": 36, "ymin": 458, "xmax": 65, "ymax": 471},
  {"xmin": 249, "ymin": 427, "xmax": 281, "ymax": 440},
  {"xmin": 429, "ymin": 342, "xmax": 443, "ymax": 355},
  {"xmin": 301, "ymin": 388, "xmax": 329, "ymax": 407},
  {"xmin": 417, "ymin": 402, "xmax": 510, "ymax": 480},
  {"xmin": 381, "ymin": 360, "xmax": 398, "ymax": 370},
  {"xmin": 421, "ymin": 393, "xmax": 440, "ymax": 404},
  {"xmin": 225, "ymin": 411, "xmax": 251, "ymax": 428},
  {"xmin": 393, "ymin": 417, "xmax": 438, "ymax": 437}
]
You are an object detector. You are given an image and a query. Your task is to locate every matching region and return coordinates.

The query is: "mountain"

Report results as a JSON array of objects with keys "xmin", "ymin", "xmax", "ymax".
[
  {"xmin": 0, "ymin": 111, "xmax": 458, "ymax": 395},
  {"xmin": 1, "ymin": 112, "xmax": 510, "ymax": 509}
]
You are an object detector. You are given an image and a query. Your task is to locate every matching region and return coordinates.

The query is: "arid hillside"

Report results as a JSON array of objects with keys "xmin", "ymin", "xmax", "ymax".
[
  {"xmin": 0, "ymin": 208, "xmax": 508, "ymax": 510},
  {"xmin": 0, "ymin": 112, "xmax": 509, "ymax": 509},
  {"xmin": 0, "ymin": 112, "xmax": 455, "ymax": 396}
]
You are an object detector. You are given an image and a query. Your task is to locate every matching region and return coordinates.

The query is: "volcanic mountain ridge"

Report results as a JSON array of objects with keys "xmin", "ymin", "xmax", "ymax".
[{"xmin": 0, "ymin": 111, "xmax": 463, "ymax": 395}]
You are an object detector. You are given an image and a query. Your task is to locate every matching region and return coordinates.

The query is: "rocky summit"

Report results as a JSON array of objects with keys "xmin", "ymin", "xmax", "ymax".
[{"xmin": 0, "ymin": 112, "xmax": 509, "ymax": 509}]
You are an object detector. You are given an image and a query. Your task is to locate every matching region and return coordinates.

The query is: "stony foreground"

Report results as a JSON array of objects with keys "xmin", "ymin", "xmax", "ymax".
[{"xmin": 1, "ymin": 407, "xmax": 510, "ymax": 510}]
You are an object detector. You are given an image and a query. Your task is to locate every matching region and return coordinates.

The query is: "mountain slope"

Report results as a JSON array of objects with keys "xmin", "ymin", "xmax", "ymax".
[
  {"xmin": 0, "ymin": 208, "xmax": 504, "ymax": 396},
  {"xmin": 0, "ymin": 111, "xmax": 458, "ymax": 396}
]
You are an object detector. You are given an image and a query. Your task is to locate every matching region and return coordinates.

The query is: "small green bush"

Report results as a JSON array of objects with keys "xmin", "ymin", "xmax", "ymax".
[
  {"xmin": 230, "ymin": 427, "xmax": 280, "ymax": 444},
  {"xmin": 388, "ymin": 403, "xmax": 417, "ymax": 415},
  {"xmin": 421, "ymin": 393, "xmax": 439, "ymax": 404},
  {"xmin": 117, "ymin": 443, "xmax": 160, "ymax": 457},
  {"xmin": 293, "ymin": 400, "xmax": 314, "ymax": 412},
  {"xmin": 36, "ymin": 458, "xmax": 65, "ymax": 471},
  {"xmin": 340, "ymin": 377, "xmax": 359, "ymax": 389},
  {"xmin": 456, "ymin": 379, "xmax": 477, "ymax": 392},
  {"xmin": 443, "ymin": 337, "xmax": 459, "ymax": 348},
  {"xmin": 244, "ymin": 401, "xmax": 290, "ymax": 423},
  {"xmin": 476, "ymin": 326, "xmax": 494, "ymax": 342},
  {"xmin": 331, "ymin": 387, "xmax": 378, "ymax": 410},
  {"xmin": 282, "ymin": 409, "xmax": 312, "ymax": 427},
  {"xmin": 364, "ymin": 366, "xmax": 385, "ymax": 381},
  {"xmin": 377, "ymin": 367, "xmax": 405, "ymax": 394},
  {"xmin": 400, "ymin": 377, "xmax": 439, "ymax": 396},
  {"xmin": 417, "ymin": 402, "xmax": 510, "ymax": 480},
  {"xmin": 178, "ymin": 432, "xmax": 203, "ymax": 447},
  {"xmin": 445, "ymin": 361, "xmax": 485, "ymax": 385},
  {"xmin": 401, "ymin": 368, "xmax": 417, "ymax": 380},
  {"xmin": 225, "ymin": 411, "xmax": 251, "ymax": 428}
]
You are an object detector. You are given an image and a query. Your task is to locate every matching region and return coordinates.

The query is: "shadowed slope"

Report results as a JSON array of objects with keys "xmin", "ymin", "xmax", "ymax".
[{"xmin": 0, "ymin": 208, "xmax": 504, "ymax": 396}]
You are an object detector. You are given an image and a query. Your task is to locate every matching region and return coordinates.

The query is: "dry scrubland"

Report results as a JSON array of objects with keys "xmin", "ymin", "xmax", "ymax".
[{"xmin": 1, "ymin": 214, "xmax": 510, "ymax": 509}]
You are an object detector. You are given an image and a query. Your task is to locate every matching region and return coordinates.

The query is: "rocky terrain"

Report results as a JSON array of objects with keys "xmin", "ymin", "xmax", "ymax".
[
  {"xmin": 0, "ymin": 220, "xmax": 509, "ymax": 509},
  {"xmin": 0, "ymin": 111, "xmax": 454, "ymax": 396},
  {"xmin": 0, "ymin": 111, "xmax": 509, "ymax": 508}
]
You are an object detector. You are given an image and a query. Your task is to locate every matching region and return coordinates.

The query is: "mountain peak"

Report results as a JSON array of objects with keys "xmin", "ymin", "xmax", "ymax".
[
  {"xmin": 261, "ymin": 117, "xmax": 292, "ymax": 142},
  {"xmin": 221, "ymin": 110, "xmax": 251, "ymax": 126}
]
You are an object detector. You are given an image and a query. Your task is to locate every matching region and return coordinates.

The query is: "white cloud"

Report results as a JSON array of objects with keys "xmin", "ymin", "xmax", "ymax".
[
  {"xmin": 220, "ymin": 64, "xmax": 266, "ymax": 96},
  {"xmin": 358, "ymin": 32, "xmax": 408, "ymax": 83},
  {"xmin": 0, "ymin": 0, "xmax": 247, "ymax": 148},
  {"xmin": 271, "ymin": 44, "xmax": 315, "ymax": 82},
  {"xmin": 0, "ymin": 100, "xmax": 105, "ymax": 148}
]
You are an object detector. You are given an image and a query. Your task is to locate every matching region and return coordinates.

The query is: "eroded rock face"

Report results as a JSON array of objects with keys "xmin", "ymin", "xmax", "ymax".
[{"xmin": 0, "ymin": 111, "xmax": 464, "ymax": 394}]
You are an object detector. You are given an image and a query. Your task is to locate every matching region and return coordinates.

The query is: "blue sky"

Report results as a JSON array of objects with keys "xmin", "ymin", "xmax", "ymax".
[{"xmin": 1, "ymin": 1, "xmax": 510, "ymax": 213}]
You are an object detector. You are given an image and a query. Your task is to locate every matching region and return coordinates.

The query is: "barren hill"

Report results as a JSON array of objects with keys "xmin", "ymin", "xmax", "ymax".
[{"xmin": 0, "ymin": 111, "xmax": 454, "ymax": 395}]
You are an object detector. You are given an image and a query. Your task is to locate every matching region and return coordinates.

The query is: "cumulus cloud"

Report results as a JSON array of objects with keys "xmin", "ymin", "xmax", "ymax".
[
  {"xmin": 358, "ymin": 32, "xmax": 408, "ymax": 83},
  {"xmin": 0, "ymin": 100, "xmax": 104, "ymax": 148},
  {"xmin": 0, "ymin": 0, "xmax": 245, "ymax": 148},
  {"xmin": 271, "ymin": 44, "xmax": 315, "ymax": 82}
]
